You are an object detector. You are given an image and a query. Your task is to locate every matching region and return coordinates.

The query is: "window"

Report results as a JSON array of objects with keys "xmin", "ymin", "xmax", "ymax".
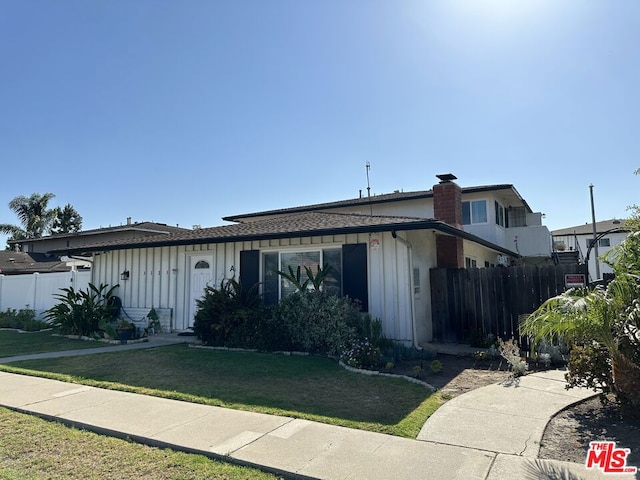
[
  {"xmin": 262, "ymin": 249, "xmax": 342, "ymax": 303},
  {"xmin": 462, "ymin": 200, "xmax": 488, "ymax": 225},
  {"xmin": 465, "ymin": 257, "xmax": 477, "ymax": 268},
  {"xmin": 599, "ymin": 238, "xmax": 611, "ymax": 247},
  {"xmin": 413, "ymin": 267, "xmax": 420, "ymax": 294},
  {"xmin": 508, "ymin": 206, "xmax": 527, "ymax": 227},
  {"xmin": 194, "ymin": 260, "xmax": 210, "ymax": 269},
  {"xmin": 495, "ymin": 201, "xmax": 505, "ymax": 227}
]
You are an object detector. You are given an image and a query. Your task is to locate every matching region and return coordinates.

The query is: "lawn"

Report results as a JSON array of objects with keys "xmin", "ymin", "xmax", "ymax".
[
  {"xmin": 0, "ymin": 407, "xmax": 282, "ymax": 480},
  {"xmin": 0, "ymin": 329, "xmax": 115, "ymax": 358},
  {"xmin": 1, "ymin": 344, "xmax": 442, "ymax": 438}
]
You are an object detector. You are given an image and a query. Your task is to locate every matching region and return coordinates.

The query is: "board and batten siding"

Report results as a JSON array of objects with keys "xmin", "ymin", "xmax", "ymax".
[{"xmin": 90, "ymin": 230, "xmax": 437, "ymax": 342}]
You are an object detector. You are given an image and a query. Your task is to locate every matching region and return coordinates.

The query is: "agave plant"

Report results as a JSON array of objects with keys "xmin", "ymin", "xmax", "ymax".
[{"xmin": 276, "ymin": 263, "xmax": 333, "ymax": 293}]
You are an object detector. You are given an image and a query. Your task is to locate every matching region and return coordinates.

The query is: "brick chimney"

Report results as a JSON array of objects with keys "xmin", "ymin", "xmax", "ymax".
[
  {"xmin": 433, "ymin": 173, "xmax": 464, "ymax": 268},
  {"xmin": 433, "ymin": 173, "xmax": 462, "ymax": 227}
]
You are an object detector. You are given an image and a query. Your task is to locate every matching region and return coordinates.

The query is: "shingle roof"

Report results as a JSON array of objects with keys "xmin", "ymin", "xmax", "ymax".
[
  {"xmin": 551, "ymin": 219, "xmax": 629, "ymax": 236},
  {"xmin": 9, "ymin": 221, "xmax": 187, "ymax": 245},
  {"xmin": 50, "ymin": 211, "xmax": 517, "ymax": 257},
  {"xmin": 223, "ymin": 184, "xmax": 528, "ymax": 221},
  {"xmin": 0, "ymin": 251, "xmax": 70, "ymax": 275}
]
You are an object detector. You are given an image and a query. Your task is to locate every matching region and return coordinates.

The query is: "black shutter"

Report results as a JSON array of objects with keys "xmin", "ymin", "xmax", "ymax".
[
  {"xmin": 342, "ymin": 243, "xmax": 368, "ymax": 312},
  {"xmin": 239, "ymin": 250, "xmax": 260, "ymax": 297}
]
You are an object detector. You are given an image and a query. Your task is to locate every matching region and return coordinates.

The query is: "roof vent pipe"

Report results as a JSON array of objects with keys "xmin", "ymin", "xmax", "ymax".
[{"xmin": 127, "ymin": 217, "xmax": 132, "ymax": 226}]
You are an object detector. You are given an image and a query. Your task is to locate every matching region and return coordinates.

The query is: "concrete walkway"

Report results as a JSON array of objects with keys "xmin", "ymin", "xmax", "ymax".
[{"xmin": 0, "ymin": 341, "xmax": 634, "ymax": 479}]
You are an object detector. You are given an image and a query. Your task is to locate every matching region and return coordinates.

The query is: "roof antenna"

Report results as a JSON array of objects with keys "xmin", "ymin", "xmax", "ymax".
[{"xmin": 366, "ymin": 162, "xmax": 373, "ymax": 216}]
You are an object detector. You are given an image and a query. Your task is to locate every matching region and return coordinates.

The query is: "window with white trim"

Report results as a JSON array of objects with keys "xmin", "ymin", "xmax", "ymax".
[
  {"xmin": 262, "ymin": 248, "xmax": 342, "ymax": 303},
  {"xmin": 462, "ymin": 200, "xmax": 488, "ymax": 225}
]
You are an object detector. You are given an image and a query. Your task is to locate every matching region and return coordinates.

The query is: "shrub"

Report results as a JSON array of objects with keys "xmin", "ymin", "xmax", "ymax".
[
  {"xmin": 340, "ymin": 338, "xmax": 382, "ymax": 370},
  {"xmin": 0, "ymin": 308, "xmax": 48, "ymax": 331},
  {"xmin": 566, "ymin": 343, "xmax": 614, "ymax": 394},
  {"xmin": 192, "ymin": 279, "xmax": 261, "ymax": 346},
  {"xmin": 274, "ymin": 291, "xmax": 362, "ymax": 355},
  {"xmin": 430, "ymin": 359, "xmax": 443, "ymax": 373},
  {"xmin": 498, "ymin": 338, "xmax": 528, "ymax": 376},
  {"xmin": 45, "ymin": 283, "xmax": 119, "ymax": 337}
]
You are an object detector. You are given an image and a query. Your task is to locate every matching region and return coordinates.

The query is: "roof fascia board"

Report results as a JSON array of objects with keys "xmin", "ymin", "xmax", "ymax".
[{"xmin": 53, "ymin": 221, "xmax": 517, "ymax": 258}]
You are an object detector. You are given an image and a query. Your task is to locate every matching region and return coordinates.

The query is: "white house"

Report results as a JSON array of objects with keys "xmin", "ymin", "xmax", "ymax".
[
  {"xmin": 551, "ymin": 219, "xmax": 629, "ymax": 281},
  {"xmin": 51, "ymin": 174, "xmax": 552, "ymax": 345}
]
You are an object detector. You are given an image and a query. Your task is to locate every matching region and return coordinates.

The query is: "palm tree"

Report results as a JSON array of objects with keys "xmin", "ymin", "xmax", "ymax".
[{"xmin": 0, "ymin": 193, "xmax": 57, "ymax": 248}]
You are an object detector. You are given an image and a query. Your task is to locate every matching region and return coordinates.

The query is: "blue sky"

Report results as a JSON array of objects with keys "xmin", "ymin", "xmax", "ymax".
[{"xmin": 1, "ymin": 0, "xmax": 638, "ymax": 247}]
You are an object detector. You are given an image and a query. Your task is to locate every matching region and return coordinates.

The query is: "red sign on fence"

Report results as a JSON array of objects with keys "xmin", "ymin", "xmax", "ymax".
[{"xmin": 565, "ymin": 274, "xmax": 586, "ymax": 288}]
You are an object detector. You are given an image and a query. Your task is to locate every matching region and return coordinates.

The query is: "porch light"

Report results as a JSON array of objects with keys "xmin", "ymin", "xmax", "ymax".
[{"xmin": 120, "ymin": 270, "xmax": 130, "ymax": 280}]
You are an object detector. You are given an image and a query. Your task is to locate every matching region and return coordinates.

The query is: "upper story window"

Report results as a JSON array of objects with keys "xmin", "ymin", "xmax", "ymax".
[
  {"xmin": 495, "ymin": 201, "xmax": 505, "ymax": 228},
  {"xmin": 462, "ymin": 200, "xmax": 488, "ymax": 225}
]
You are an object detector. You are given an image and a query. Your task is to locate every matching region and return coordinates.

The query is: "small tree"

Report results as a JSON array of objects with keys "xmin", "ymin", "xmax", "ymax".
[{"xmin": 51, "ymin": 204, "xmax": 83, "ymax": 234}]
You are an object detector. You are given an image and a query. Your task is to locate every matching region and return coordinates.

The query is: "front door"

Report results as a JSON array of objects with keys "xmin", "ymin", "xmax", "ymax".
[{"xmin": 189, "ymin": 255, "xmax": 214, "ymax": 328}]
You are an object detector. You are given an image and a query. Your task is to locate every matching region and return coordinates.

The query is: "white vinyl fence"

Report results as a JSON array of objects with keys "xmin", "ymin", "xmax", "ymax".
[{"xmin": 0, "ymin": 271, "xmax": 91, "ymax": 319}]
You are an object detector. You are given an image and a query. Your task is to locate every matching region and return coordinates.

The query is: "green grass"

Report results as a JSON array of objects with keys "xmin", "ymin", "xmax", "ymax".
[
  {"xmin": 0, "ymin": 330, "xmax": 115, "ymax": 357},
  {"xmin": 1, "ymin": 344, "xmax": 442, "ymax": 438},
  {"xmin": 0, "ymin": 407, "xmax": 281, "ymax": 480}
]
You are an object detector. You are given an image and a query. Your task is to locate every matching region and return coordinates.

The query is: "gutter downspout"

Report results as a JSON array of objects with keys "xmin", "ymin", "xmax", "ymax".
[{"xmin": 392, "ymin": 231, "xmax": 420, "ymax": 350}]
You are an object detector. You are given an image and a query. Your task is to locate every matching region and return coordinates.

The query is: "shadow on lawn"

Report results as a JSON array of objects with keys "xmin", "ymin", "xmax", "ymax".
[{"xmin": 9, "ymin": 344, "xmax": 443, "ymax": 426}]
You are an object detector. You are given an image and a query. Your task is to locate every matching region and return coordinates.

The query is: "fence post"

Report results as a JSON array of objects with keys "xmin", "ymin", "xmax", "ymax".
[{"xmin": 33, "ymin": 272, "xmax": 39, "ymax": 311}]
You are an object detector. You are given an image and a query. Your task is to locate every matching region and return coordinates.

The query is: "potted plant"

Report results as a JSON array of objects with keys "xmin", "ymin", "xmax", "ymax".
[{"xmin": 115, "ymin": 318, "xmax": 136, "ymax": 344}]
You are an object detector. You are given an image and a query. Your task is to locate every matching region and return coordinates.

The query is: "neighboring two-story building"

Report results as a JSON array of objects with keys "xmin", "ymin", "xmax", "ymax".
[
  {"xmin": 51, "ymin": 174, "xmax": 552, "ymax": 344},
  {"xmin": 551, "ymin": 219, "xmax": 629, "ymax": 281}
]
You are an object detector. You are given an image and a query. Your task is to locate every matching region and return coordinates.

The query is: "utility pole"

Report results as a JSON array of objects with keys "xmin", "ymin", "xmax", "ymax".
[
  {"xmin": 366, "ymin": 162, "xmax": 373, "ymax": 216},
  {"xmin": 589, "ymin": 184, "xmax": 600, "ymax": 280}
]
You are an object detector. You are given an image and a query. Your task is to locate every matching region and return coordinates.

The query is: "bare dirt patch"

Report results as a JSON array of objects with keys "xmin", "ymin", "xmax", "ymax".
[
  {"xmin": 392, "ymin": 353, "xmax": 513, "ymax": 397},
  {"xmin": 539, "ymin": 395, "xmax": 640, "ymax": 467}
]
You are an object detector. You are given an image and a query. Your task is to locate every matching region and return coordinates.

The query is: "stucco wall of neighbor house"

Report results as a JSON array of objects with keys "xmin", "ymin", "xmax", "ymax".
[{"xmin": 90, "ymin": 232, "xmax": 422, "ymax": 342}]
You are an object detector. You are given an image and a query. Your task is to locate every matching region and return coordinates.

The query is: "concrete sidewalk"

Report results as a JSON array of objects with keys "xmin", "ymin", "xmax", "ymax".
[
  {"xmin": 0, "ymin": 332, "xmax": 189, "ymax": 363},
  {"xmin": 0, "ymin": 344, "xmax": 634, "ymax": 479}
]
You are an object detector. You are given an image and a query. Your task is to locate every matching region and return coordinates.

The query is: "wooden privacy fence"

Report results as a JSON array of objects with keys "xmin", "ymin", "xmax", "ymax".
[{"xmin": 430, "ymin": 264, "xmax": 588, "ymax": 343}]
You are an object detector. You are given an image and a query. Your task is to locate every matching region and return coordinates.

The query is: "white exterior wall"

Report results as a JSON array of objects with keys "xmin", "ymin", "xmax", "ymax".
[
  {"xmin": 325, "ymin": 198, "xmax": 434, "ymax": 220},
  {"xmin": 508, "ymin": 225, "xmax": 552, "ymax": 258},
  {"xmin": 90, "ymin": 232, "xmax": 425, "ymax": 342},
  {"xmin": 462, "ymin": 241, "xmax": 502, "ymax": 267},
  {"xmin": 0, "ymin": 271, "xmax": 91, "ymax": 318},
  {"xmin": 406, "ymin": 230, "xmax": 438, "ymax": 343},
  {"xmin": 553, "ymin": 231, "xmax": 628, "ymax": 279}
]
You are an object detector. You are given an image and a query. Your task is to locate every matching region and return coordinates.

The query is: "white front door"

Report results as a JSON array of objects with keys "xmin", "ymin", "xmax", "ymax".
[{"xmin": 189, "ymin": 255, "xmax": 214, "ymax": 328}]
